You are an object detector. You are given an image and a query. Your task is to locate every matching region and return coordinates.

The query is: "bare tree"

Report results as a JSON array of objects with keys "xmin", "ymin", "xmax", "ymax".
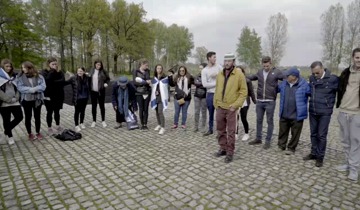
[
  {"xmin": 265, "ymin": 13, "xmax": 288, "ymax": 66},
  {"xmin": 321, "ymin": 3, "xmax": 345, "ymax": 71},
  {"xmin": 344, "ymin": 0, "xmax": 360, "ymax": 65}
]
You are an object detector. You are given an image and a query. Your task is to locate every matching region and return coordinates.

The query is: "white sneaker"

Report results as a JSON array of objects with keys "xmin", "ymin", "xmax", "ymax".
[
  {"xmin": 7, "ymin": 137, "xmax": 15, "ymax": 145},
  {"xmin": 159, "ymin": 128, "xmax": 165, "ymax": 135},
  {"xmin": 154, "ymin": 125, "xmax": 161, "ymax": 131},
  {"xmin": 80, "ymin": 124, "xmax": 86, "ymax": 129},
  {"xmin": 75, "ymin": 126, "xmax": 81, "ymax": 132},
  {"xmin": 102, "ymin": 121, "xmax": 107, "ymax": 128},
  {"xmin": 235, "ymin": 134, "xmax": 238, "ymax": 140},
  {"xmin": 242, "ymin": 134, "xmax": 250, "ymax": 141},
  {"xmin": 91, "ymin": 122, "xmax": 96, "ymax": 128}
]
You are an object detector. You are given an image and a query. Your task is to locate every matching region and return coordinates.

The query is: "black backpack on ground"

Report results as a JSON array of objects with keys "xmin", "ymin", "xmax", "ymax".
[{"xmin": 55, "ymin": 129, "xmax": 82, "ymax": 141}]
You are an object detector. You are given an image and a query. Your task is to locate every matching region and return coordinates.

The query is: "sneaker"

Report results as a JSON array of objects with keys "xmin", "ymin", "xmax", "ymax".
[
  {"xmin": 75, "ymin": 126, "xmax": 81, "ymax": 132},
  {"xmin": 159, "ymin": 128, "xmax": 165, "ymax": 135},
  {"xmin": 285, "ymin": 150, "xmax": 295, "ymax": 155},
  {"xmin": 235, "ymin": 134, "xmax": 238, "ymax": 140},
  {"xmin": 48, "ymin": 127, "xmax": 55, "ymax": 136},
  {"xmin": 193, "ymin": 128, "xmax": 199, "ymax": 132},
  {"xmin": 172, "ymin": 125, "xmax": 178, "ymax": 129},
  {"xmin": 91, "ymin": 122, "xmax": 96, "ymax": 128},
  {"xmin": 56, "ymin": 125, "xmax": 63, "ymax": 132},
  {"xmin": 36, "ymin": 133, "xmax": 43, "ymax": 140},
  {"xmin": 102, "ymin": 121, "xmax": 107, "ymax": 128},
  {"xmin": 224, "ymin": 155, "xmax": 233, "ymax": 163},
  {"xmin": 143, "ymin": 125, "xmax": 149, "ymax": 130},
  {"xmin": 203, "ymin": 131, "xmax": 213, "ymax": 136},
  {"xmin": 242, "ymin": 134, "xmax": 250, "ymax": 141},
  {"xmin": 181, "ymin": 125, "xmax": 186, "ymax": 129},
  {"xmin": 114, "ymin": 124, "xmax": 122, "ymax": 129},
  {"xmin": 278, "ymin": 147, "xmax": 286, "ymax": 152},
  {"xmin": 335, "ymin": 164, "xmax": 349, "ymax": 172},
  {"xmin": 28, "ymin": 134, "xmax": 37, "ymax": 141},
  {"xmin": 215, "ymin": 150, "xmax": 226, "ymax": 157},
  {"xmin": 154, "ymin": 125, "xmax": 161, "ymax": 131},
  {"xmin": 7, "ymin": 137, "xmax": 15, "ymax": 145},
  {"xmin": 263, "ymin": 142, "xmax": 271, "ymax": 150},
  {"xmin": 80, "ymin": 124, "xmax": 86, "ymax": 129},
  {"xmin": 315, "ymin": 159, "xmax": 323, "ymax": 168},
  {"xmin": 348, "ymin": 169, "xmax": 359, "ymax": 182},
  {"xmin": 303, "ymin": 154, "xmax": 317, "ymax": 161},
  {"xmin": 248, "ymin": 139, "xmax": 262, "ymax": 145}
]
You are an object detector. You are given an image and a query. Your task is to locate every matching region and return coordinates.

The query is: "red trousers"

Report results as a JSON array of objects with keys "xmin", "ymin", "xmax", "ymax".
[{"xmin": 216, "ymin": 108, "xmax": 237, "ymax": 155}]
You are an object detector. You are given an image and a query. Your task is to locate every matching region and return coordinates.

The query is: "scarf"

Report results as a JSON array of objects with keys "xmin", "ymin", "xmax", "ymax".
[
  {"xmin": 19, "ymin": 73, "xmax": 43, "ymax": 107},
  {"xmin": 0, "ymin": 68, "xmax": 16, "ymax": 87},
  {"xmin": 177, "ymin": 76, "xmax": 189, "ymax": 96},
  {"xmin": 117, "ymin": 85, "xmax": 129, "ymax": 118},
  {"xmin": 150, "ymin": 76, "xmax": 169, "ymax": 111}
]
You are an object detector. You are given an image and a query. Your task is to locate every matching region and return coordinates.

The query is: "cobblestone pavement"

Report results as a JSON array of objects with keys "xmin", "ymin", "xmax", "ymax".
[{"xmin": 1, "ymin": 100, "xmax": 360, "ymax": 210}]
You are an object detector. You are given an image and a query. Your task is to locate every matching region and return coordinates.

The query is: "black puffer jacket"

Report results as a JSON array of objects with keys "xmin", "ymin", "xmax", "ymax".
[
  {"xmin": 309, "ymin": 69, "xmax": 338, "ymax": 115},
  {"xmin": 68, "ymin": 74, "xmax": 90, "ymax": 105},
  {"xmin": 133, "ymin": 69, "xmax": 151, "ymax": 95}
]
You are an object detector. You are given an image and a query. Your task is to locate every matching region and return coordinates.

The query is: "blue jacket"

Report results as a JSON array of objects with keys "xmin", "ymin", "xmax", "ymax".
[
  {"xmin": 309, "ymin": 70, "xmax": 338, "ymax": 115},
  {"xmin": 278, "ymin": 77, "xmax": 310, "ymax": 121}
]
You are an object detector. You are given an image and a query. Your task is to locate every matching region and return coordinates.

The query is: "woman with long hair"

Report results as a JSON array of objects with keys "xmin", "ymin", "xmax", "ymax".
[
  {"xmin": 150, "ymin": 64, "xmax": 169, "ymax": 135},
  {"xmin": 193, "ymin": 63, "xmax": 207, "ymax": 133},
  {"xmin": 169, "ymin": 66, "xmax": 194, "ymax": 129},
  {"xmin": 0, "ymin": 59, "xmax": 23, "ymax": 145},
  {"xmin": 89, "ymin": 59, "xmax": 110, "ymax": 128},
  {"xmin": 41, "ymin": 57, "xmax": 66, "ymax": 135},
  {"xmin": 237, "ymin": 66, "xmax": 256, "ymax": 141},
  {"xmin": 133, "ymin": 59, "xmax": 151, "ymax": 130},
  {"xmin": 17, "ymin": 61, "xmax": 46, "ymax": 140},
  {"xmin": 69, "ymin": 67, "xmax": 90, "ymax": 132}
]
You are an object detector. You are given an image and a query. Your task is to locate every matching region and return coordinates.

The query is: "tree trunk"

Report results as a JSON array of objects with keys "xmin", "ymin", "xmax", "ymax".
[
  {"xmin": 105, "ymin": 33, "xmax": 110, "ymax": 71},
  {"xmin": 113, "ymin": 54, "xmax": 118, "ymax": 75},
  {"xmin": 70, "ymin": 26, "xmax": 74, "ymax": 72}
]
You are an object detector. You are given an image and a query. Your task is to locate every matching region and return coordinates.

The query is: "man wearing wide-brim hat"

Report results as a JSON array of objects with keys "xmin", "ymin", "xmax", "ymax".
[{"xmin": 213, "ymin": 53, "xmax": 248, "ymax": 163}]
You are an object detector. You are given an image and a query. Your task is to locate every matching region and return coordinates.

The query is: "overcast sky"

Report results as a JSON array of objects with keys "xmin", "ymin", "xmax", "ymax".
[{"xmin": 110, "ymin": 0, "xmax": 352, "ymax": 66}]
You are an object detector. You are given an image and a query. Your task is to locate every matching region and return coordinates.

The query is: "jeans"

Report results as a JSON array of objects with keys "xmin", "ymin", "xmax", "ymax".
[
  {"xmin": 174, "ymin": 99, "xmax": 190, "ymax": 126},
  {"xmin": 74, "ymin": 98, "xmax": 88, "ymax": 126},
  {"xmin": 91, "ymin": 90, "xmax": 106, "ymax": 122},
  {"xmin": 0, "ymin": 106, "xmax": 23, "ymax": 138},
  {"xmin": 155, "ymin": 101, "xmax": 165, "ymax": 128},
  {"xmin": 310, "ymin": 114, "xmax": 331, "ymax": 160},
  {"xmin": 194, "ymin": 97, "xmax": 207, "ymax": 130},
  {"xmin": 136, "ymin": 95, "xmax": 150, "ymax": 125},
  {"xmin": 22, "ymin": 100, "xmax": 42, "ymax": 134},
  {"xmin": 44, "ymin": 100, "xmax": 60, "ymax": 127},
  {"xmin": 206, "ymin": 93, "xmax": 215, "ymax": 132},
  {"xmin": 256, "ymin": 101, "xmax": 276, "ymax": 142}
]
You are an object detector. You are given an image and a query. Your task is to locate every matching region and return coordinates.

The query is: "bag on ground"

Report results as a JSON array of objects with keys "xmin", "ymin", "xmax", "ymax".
[{"xmin": 55, "ymin": 129, "xmax": 82, "ymax": 141}]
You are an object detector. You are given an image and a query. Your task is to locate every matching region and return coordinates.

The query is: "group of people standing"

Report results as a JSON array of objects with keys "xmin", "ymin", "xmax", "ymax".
[
  {"xmin": 0, "ymin": 47, "xmax": 359, "ymax": 182},
  {"xmin": 211, "ymin": 48, "xmax": 359, "ymax": 183},
  {"xmin": 0, "ymin": 57, "xmax": 110, "ymax": 142}
]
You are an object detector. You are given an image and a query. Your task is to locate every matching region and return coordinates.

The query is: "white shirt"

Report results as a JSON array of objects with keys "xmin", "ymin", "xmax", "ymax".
[
  {"xmin": 92, "ymin": 69, "xmax": 99, "ymax": 92},
  {"xmin": 201, "ymin": 64, "xmax": 222, "ymax": 93}
]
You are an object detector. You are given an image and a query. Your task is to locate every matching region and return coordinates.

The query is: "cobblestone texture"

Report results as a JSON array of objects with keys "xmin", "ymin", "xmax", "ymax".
[{"xmin": 1, "ymin": 100, "xmax": 360, "ymax": 209}]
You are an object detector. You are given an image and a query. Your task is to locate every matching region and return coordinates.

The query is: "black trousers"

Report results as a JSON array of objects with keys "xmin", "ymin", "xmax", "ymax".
[
  {"xmin": 90, "ymin": 91, "xmax": 105, "ymax": 122},
  {"xmin": 44, "ymin": 100, "xmax": 60, "ymax": 128},
  {"xmin": 278, "ymin": 118, "xmax": 304, "ymax": 151},
  {"xmin": 74, "ymin": 98, "xmax": 88, "ymax": 126},
  {"xmin": 22, "ymin": 101, "xmax": 42, "ymax": 134},
  {"xmin": 236, "ymin": 106, "xmax": 249, "ymax": 134},
  {"xmin": 0, "ymin": 106, "xmax": 23, "ymax": 138},
  {"xmin": 136, "ymin": 95, "xmax": 150, "ymax": 125}
]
